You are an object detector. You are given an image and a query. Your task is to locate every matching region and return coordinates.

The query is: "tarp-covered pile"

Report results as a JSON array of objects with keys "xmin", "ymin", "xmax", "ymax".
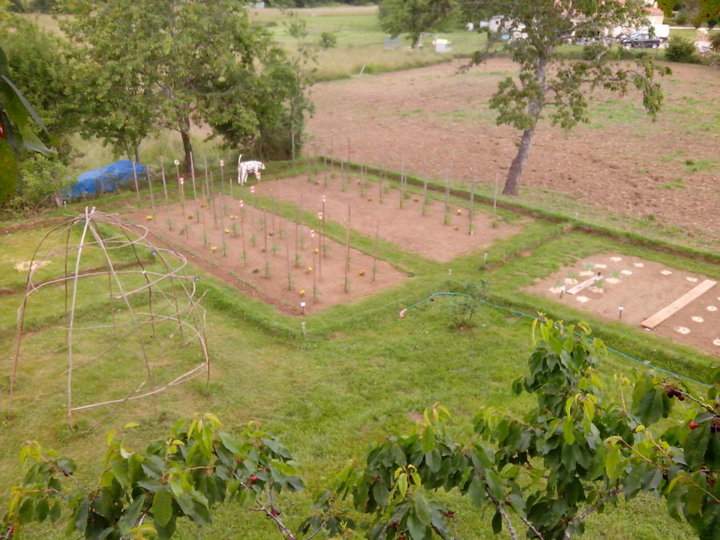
[{"xmin": 67, "ymin": 160, "xmax": 146, "ymax": 199}]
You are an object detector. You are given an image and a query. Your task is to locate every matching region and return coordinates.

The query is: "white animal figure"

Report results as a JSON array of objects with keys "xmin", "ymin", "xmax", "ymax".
[{"xmin": 237, "ymin": 154, "xmax": 265, "ymax": 185}]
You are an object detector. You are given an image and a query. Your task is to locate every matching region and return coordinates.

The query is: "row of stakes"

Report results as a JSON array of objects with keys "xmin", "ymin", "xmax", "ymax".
[
  {"xmin": 138, "ymin": 157, "xmax": 383, "ymax": 305},
  {"xmin": 133, "ymin": 156, "xmax": 491, "ymax": 309},
  {"xmin": 314, "ymin": 159, "xmax": 486, "ymax": 235}
]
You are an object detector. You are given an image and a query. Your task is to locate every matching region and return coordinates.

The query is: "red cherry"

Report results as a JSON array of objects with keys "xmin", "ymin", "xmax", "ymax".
[
  {"xmin": 689, "ymin": 421, "xmax": 699, "ymax": 430},
  {"xmin": 249, "ymin": 475, "xmax": 259, "ymax": 484}
]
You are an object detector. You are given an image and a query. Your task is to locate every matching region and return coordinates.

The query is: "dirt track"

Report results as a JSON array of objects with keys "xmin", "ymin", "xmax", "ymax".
[{"xmin": 307, "ymin": 58, "xmax": 720, "ymax": 247}]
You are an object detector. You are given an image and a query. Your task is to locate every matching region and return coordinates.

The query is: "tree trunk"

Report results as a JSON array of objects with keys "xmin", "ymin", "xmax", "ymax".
[
  {"xmin": 180, "ymin": 129, "xmax": 193, "ymax": 174},
  {"xmin": 503, "ymin": 127, "xmax": 535, "ymax": 196},
  {"xmin": 502, "ymin": 56, "xmax": 548, "ymax": 197}
]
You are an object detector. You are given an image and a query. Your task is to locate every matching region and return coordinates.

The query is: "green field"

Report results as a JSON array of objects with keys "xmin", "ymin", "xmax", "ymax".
[{"xmin": 1, "ymin": 160, "xmax": 717, "ymax": 538}]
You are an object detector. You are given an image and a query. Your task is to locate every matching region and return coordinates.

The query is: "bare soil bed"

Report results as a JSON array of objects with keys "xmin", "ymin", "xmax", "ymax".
[
  {"xmin": 307, "ymin": 59, "xmax": 720, "ymax": 247},
  {"xmin": 255, "ymin": 172, "xmax": 525, "ymax": 262},
  {"xmin": 127, "ymin": 196, "xmax": 407, "ymax": 315},
  {"xmin": 528, "ymin": 253, "xmax": 720, "ymax": 357}
]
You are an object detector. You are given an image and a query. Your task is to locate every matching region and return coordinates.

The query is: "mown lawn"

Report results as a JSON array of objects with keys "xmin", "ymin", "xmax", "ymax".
[{"xmin": 2, "ymin": 166, "xmax": 714, "ymax": 537}]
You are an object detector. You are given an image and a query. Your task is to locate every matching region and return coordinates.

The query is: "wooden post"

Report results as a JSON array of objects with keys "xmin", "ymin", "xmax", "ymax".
[
  {"xmin": 147, "ymin": 166, "xmax": 156, "ymax": 220},
  {"xmin": 179, "ymin": 177, "xmax": 188, "ymax": 239},
  {"xmin": 189, "ymin": 152, "xmax": 198, "ymax": 201},
  {"xmin": 285, "ymin": 222, "xmax": 292, "ymax": 291},
  {"xmin": 372, "ymin": 219, "xmax": 379, "ymax": 282},
  {"xmin": 468, "ymin": 181, "xmax": 475, "ymax": 235},
  {"xmin": 422, "ymin": 180, "xmax": 428, "ymax": 216},
  {"xmin": 160, "ymin": 160, "xmax": 169, "ymax": 203},
  {"xmin": 240, "ymin": 200, "xmax": 247, "ymax": 265},
  {"xmin": 217, "ymin": 173, "xmax": 227, "ymax": 256},
  {"xmin": 444, "ymin": 177, "xmax": 450, "ymax": 226},
  {"xmin": 131, "ymin": 160, "xmax": 141, "ymax": 200},
  {"xmin": 344, "ymin": 205, "xmax": 351, "ymax": 293}
]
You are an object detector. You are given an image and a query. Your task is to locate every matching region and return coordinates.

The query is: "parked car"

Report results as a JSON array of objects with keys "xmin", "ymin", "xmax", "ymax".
[{"xmin": 619, "ymin": 32, "xmax": 663, "ymax": 48}]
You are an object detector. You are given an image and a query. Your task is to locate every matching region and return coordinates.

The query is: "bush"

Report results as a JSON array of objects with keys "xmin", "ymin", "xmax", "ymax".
[
  {"xmin": 674, "ymin": 10, "xmax": 689, "ymax": 25},
  {"xmin": 581, "ymin": 42, "xmax": 609, "ymax": 60},
  {"xmin": 10, "ymin": 154, "xmax": 73, "ymax": 208},
  {"xmin": 318, "ymin": 31, "xmax": 337, "ymax": 49},
  {"xmin": 711, "ymin": 32, "xmax": 720, "ymax": 52},
  {"xmin": 665, "ymin": 35, "xmax": 700, "ymax": 63}
]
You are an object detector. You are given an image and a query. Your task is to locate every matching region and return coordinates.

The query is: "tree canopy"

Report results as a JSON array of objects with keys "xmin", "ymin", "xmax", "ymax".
[
  {"xmin": 378, "ymin": 0, "xmax": 455, "ymax": 49},
  {"xmin": 62, "ymin": 0, "xmax": 311, "ymax": 172},
  {"xmin": 467, "ymin": 0, "xmax": 669, "ymax": 196}
]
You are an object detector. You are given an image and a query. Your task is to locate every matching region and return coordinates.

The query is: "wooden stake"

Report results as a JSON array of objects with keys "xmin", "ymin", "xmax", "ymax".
[
  {"xmin": 444, "ymin": 177, "xmax": 450, "ymax": 225},
  {"xmin": 344, "ymin": 205, "xmax": 351, "ymax": 293},
  {"xmin": 240, "ymin": 202, "xmax": 247, "ymax": 265},
  {"xmin": 147, "ymin": 166, "xmax": 156, "ymax": 220},
  {"xmin": 468, "ymin": 181, "xmax": 475, "ymax": 235},
  {"xmin": 285, "ymin": 222, "xmax": 292, "ymax": 291},
  {"xmin": 189, "ymin": 152, "xmax": 198, "ymax": 201},
  {"xmin": 160, "ymin": 160, "xmax": 169, "ymax": 203},
  {"xmin": 372, "ymin": 219, "xmax": 379, "ymax": 282},
  {"xmin": 131, "ymin": 160, "xmax": 141, "ymax": 200}
]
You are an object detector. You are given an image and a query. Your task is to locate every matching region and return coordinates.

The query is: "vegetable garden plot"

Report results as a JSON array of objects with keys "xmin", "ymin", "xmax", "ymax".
[
  {"xmin": 527, "ymin": 253, "xmax": 720, "ymax": 357},
  {"xmin": 255, "ymin": 173, "xmax": 526, "ymax": 263},
  {"xmin": 127, "ymin": 196, "xmax": 407, "ymax": 315}
]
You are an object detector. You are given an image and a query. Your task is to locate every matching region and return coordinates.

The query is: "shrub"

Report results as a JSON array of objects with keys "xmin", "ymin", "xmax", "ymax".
[
  {"xmin": 665, "ymin": 35, "xmax": 699, "ymax": 63},
  {"xmin": 318, "ymin": 31, "xmax": 337, "ymax": 49},
  {"xmin": 10, "ymin": 154, "xmax": 73, "ymax": 208},
  {"xmin": 711, "ymin": 32, "xmax": 720, "ymax": 52},
  {"xmin": 581, "ymin": 42, "xmax": 609, "ymax": 60}
]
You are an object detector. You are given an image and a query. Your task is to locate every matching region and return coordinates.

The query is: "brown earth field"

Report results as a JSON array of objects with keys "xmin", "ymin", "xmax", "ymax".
[
  {"xmin": 255, "ymin": 172, "xmax": 525, "ymax": 263},
  {"xmin": 307, "ymin": 58, "xmax": 720, "ymax": 248},
  {"xmin": 127, "ymin": 195, "xmax": 409, "ymax": 316},
  {"xmin": 125, "ymin": 167, "xmax": 526, "ymax": 315},
  {"xmin": 527, "ymin": 253, "xmax": 720, "ymax": 357}
]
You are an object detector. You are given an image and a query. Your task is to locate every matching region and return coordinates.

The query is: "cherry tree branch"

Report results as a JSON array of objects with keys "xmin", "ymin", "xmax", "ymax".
[
  {"xmin": 485, "ymin": 487, "xmax": 519, "ymax": 540},
  {"xmin": 563, "ymin": 488, "xmax": 622, "ymax": 539}
]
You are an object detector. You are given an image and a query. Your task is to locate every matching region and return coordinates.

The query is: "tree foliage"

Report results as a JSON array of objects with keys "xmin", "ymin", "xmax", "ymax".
[
  {"xmin": 658, "ymin": 0, "xmax": 720, "ymax": 27},
  {"xmin": 61, "ymin": 0, "xmax": 311, "ymax": 171},
  {"xmin": 378, "ymin": 0, "xmax": 455, "ymax": 49},
  {"xmin": 0, "ymin": 43, "xmax": 54, "ymax": 205},
  {"xmin": 466, "ymin": 0, "xmax": 669, "ymax": 196},
  {"xmin": 3, "ymin": 319, "xmax": 720, "ymax": 539}
]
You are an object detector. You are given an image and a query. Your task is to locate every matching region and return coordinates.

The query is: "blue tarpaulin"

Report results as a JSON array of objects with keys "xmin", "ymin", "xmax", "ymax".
[{"xmin": 67, "ymin": 160, "xmax": 147, "ymax": 199}]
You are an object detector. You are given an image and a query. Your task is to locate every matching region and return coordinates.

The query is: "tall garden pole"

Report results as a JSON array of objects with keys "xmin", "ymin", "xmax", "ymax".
[
  {"xmin": 131, "ymin": 160, "xmax": 141, "ymax": 200},
  {"xmin": 239, "ymin": 200, "xmax": 247, "ymax": 265},
  {"xmin": 468, "ymin": 181, "xmax": 476, "ymax": 235},
  {"xmin": 344, "ymin": 205, "xmax": 351, "ymax": 293},
  {"xmin": 147, "ymin": 166, "xmax": 156, "ymax": 220},
  {"xmin": 160, "ymin": 160, "xmax": 169, "ymax": 203}
]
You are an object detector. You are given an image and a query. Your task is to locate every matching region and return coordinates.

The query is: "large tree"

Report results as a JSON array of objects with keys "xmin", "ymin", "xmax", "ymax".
[
  {"xmin": 62, "ymin": 0, "xmax": 303, "ymax": 171},
  {"xmin": 378, "ymin": 0, "xmax": 456, "ymax": 49},
  {"xmin": 467, "ymin": 0, "xmax": 669, "ymax": 196}
]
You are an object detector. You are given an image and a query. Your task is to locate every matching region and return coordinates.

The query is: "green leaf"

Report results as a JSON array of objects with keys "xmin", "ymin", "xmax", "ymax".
[
  {"xmin": 684, "ymin": 424, "xmax": 711, "ymax": 469},
  {"xmin": 563, "ymin": 417, "xmax": 576, "ymax": 446},
  {"xmin": 35, "ymin": 498, "xmax": 49, "ymax": 521},
  {"xmin": 468, "ymin": 475, "xmax": 486, "ymax": 507},
  {"xmin": 414, "ymin": 492, "xmax": 432, "ymax": 526},
  {"xmin": 605, "ymin": 444, "xmax": 622, "ymax": 483},
  {"xmin": 485, "ymin": 470, "xmax": 504, "ymax": 501},
  {"xmin": 407, "ymin": 511, "xmax": 427, "ymax": 540},
  {"xmin": 372, "ymin": 481, "xmax": 389, "ymax": 509},
  {"xmin": 18, "ymin": 498, "xmax": 34, "ymax": 522},
  {"xmin": 397, "ymin": 473, "xmax": 408, "ymax": 499},
  {"xmin": 151, "ymin": 489, "xmax": 173, "ymax": 527},
  {"xmin": 491, "ymin": 510, "xmax": 502, "ymax": 534},
  {"xmin": 49, "ymin": 501, "xmax": 62, "ymax": 523}
]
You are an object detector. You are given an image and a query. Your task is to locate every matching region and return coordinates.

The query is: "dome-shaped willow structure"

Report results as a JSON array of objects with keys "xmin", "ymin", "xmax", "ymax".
[{"xmin": 9, "ymin": 208, "xmax": 209, "ymax": 421}]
